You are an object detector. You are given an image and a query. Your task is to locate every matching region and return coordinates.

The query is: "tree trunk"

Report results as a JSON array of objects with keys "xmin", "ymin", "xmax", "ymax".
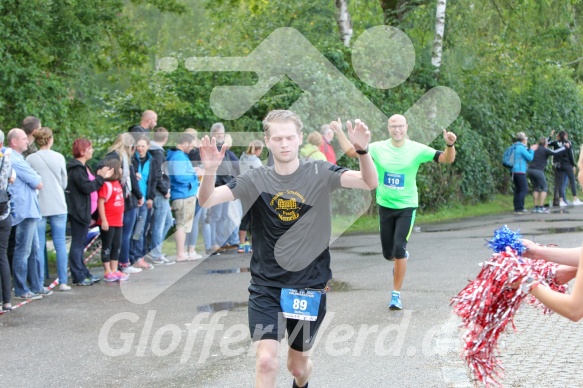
[
  {"xmin": 432, "ymin": 0, "xmax": 447, "ymax": 75},
  {"xmin": 335, "ymin": 0, "xmax": 353, "ymax": 47}
]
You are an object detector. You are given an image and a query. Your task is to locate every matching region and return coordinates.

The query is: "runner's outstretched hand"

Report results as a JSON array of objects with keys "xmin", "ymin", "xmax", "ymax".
[
  {"xmin": 347, "ymin": 119, "xmax": 370, "ymax": 151},
  {"xmin": 199, "ymin": 135, "xmax": 227, "ymax": 172}
]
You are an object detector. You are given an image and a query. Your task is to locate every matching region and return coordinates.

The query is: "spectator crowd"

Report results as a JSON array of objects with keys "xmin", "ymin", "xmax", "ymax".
[
  {"xmin": 0, "ymin": 110, "xmax": 312, "ymax": 311},
  {"xmin": 508, "ymin": 129, "xmax": 583, "ymax": 215}
]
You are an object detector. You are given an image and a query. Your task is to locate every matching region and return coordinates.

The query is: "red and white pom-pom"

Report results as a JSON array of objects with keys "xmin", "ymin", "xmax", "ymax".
[
  {"xmin": 451, "ymin": 246, "xmax": 567, "ymax": 387},
  {"xmin": 526, "ymin": 259, "xmax": 568, "ymax": 314}
]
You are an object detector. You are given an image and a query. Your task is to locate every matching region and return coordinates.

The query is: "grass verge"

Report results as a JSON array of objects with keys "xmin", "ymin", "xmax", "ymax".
[{"xmin": 336, "ymin": 194, "xmax": 527, "ymax": 235}]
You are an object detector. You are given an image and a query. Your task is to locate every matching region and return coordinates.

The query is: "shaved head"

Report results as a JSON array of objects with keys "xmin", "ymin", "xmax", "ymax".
[
  {"xmin": 140, "ymin": 110, "xmax": 158, "ymax": 130},
  {"xmin": 142, "ymin": 110, "xmax": 156, "ymax": 121},
  {"xmin": 388, "ymin": 114, "xmax": 407, "ymax": 125}
]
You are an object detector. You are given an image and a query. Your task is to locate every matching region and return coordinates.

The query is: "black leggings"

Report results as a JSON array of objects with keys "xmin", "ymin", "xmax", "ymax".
[
  {"xmin": 379, "ymin": 206, "xmax": 416, "ymax": 260},
  {"xmin": 0, "ymin": 215, "xmax": 12, "ymax": 304},
  {"xmin": 100, "ymin": 226, "xmax": 122, "ymax": 263}
]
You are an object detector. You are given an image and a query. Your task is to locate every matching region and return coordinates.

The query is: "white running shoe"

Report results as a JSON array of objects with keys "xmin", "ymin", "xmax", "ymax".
[
  {"xmin": 572, "ymin": 199, "xmax": 583, "ymax": 206},
  {"xmin": 123, "ymin": 265, "xmax": 142, "ymax": 274}
]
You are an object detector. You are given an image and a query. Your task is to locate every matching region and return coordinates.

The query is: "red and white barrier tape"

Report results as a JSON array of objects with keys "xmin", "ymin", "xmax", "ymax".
[
  {"xmin": 46, "ymin": 278, "xmax": 60, "ymax": 290},
  {"xmin": 0, "ymin": 298, "xmax": 34, "ymax": 314},
  {"xmin": 83, "ymin": 234, "xmax": 100, "ymax": 253},
  {"xmin": 83, "ymin": 247, "xmax": 100, "ymax": 264}
]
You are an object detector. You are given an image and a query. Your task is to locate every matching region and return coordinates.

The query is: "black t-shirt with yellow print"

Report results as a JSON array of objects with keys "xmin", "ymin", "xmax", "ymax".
[{"xmin": 227, "ymin": 160, "xmax": 347, "ymax": 289}]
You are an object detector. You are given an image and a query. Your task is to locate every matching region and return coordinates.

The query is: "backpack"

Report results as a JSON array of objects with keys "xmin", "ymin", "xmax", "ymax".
[{"xmin": 502, "ymin": 144, "xmax": 517, "ymax": 170}]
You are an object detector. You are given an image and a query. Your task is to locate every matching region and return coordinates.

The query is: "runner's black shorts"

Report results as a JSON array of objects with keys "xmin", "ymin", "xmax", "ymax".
[
  {"xmin": 248, "ymin": 283, "xmax": 327, "ymax": 352},
  {"xmin": 378, "ymin": 205, "xmax": 416, "ymax": 260}
]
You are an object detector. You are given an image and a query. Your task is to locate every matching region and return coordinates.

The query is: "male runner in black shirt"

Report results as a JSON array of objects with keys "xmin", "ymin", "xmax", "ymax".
[{"xmin": 198, "ymin": 110, "xmax": 377, "ymax": 388}]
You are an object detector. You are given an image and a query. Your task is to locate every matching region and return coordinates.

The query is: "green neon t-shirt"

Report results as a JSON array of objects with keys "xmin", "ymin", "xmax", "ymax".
[{"xmin": 369, "ymin": 139, "xmax": 438, "ymax": 209}]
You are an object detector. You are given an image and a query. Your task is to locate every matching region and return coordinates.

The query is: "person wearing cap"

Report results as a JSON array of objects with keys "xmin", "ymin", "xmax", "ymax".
[{"xmin": 512, "ymin": 132, "xmax": 537, "ymax": 215}]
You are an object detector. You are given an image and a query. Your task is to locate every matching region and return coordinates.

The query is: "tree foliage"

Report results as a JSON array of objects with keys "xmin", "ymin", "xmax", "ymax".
[
  {"xmin": 2, "ymin": 0, "xmax": 583, "ymax": 212},
  {"xmin": 0, "ymin": 0, "xmax": 185, "ymax": 152}
]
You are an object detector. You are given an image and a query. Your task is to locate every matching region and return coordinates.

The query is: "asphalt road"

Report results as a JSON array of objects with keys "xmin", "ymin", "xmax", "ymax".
[{"xmin": 2, "ymin": 206, "xmax": 583, "ymax": 387}]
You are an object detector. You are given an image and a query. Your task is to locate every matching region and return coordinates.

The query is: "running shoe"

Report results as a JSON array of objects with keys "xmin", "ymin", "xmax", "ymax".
[
  {"xmin": 35, "ymin": 287, "xmax": 53, "ymax": 296},
  {"xmin": 389, "ymin": 291, "xmax": 402, "ymax": 310},
  {"xmin": 149, "ymin": 256, "xmax": 165, "ymax": 265},
  {"xmin": 114, "ymin": 271, "xmax": 129, "ymax": 281},
  {"xmin": 133, "ymin": 258, "xmax": 154, "ymax": 270},
  {"xmin": 74, "ymin": 278, "xmax": 94, "ymax": 286},
  {"xmin": 15, "ymin": 292, "xmax": 42, "ymax": 300},
  {"xmin": 160, "ymin": 254, "xmax": 176, "ymax": 265},
  {"xmin": 90, "ymin": 275, "xmax": 101, "ymax": 283},
  {"xmin": 104, "ymin": 272, "xmax": 120, "ymax": 282},
  {"xmin": 123, "ymin": 265, "xmax": 142, "ymax": 274}
]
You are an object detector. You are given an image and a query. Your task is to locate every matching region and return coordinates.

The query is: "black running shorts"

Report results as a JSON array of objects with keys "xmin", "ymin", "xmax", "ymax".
[{"xmin": 247, "ymin": 283, "xmax": 327, "ymax": 352}]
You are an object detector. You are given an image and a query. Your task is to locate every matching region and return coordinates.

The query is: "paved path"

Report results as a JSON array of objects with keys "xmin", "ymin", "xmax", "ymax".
[{"xmin": 1, "ymin": 207, "xmax": 583, "ymax": 387}]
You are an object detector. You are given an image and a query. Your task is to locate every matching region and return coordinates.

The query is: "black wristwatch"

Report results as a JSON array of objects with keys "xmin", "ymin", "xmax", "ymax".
[
  {"xmin": 446, "ymin": 143, "xmax": 455, "ymax": 147},
  {"xmin": 355, "ymin": 146, "xmax": 369, "ymax": 155}
]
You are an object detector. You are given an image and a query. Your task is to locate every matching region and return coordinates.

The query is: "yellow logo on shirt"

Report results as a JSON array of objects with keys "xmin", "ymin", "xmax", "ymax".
[{"xmin": 271, "ymin": 190, "xmax": 305, "ymax": 222}]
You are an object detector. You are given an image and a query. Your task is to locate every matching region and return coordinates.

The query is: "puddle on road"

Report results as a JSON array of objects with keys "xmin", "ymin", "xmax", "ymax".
[
  {"xmin": 537, "ymin": 226, "xmax": 583, "ymax": 234},
  {"xmin": 330, "ymin": 246, "xmax": 350, "ymax": 252},
  {"xmin": 358, "ymin": 252, "xmax": 379, "ymax": 256},
  {"xmin": 328, "ymin": 279, "xmax": 354, "ymax": 292},
  {"xmin": 204, "ymin": 267, "xmax": 250, "ymax": 274},
  {"xmin": 197, "ymin": 301, "xmax": 248, "ymax": 313}
]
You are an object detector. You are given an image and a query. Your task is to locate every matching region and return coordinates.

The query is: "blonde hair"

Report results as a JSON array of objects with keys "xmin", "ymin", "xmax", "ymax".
[
  {"xmin": 306, "ymin": 131, "xmax": 323, "ymax": 147},
  {"xmin": 108, "ymin": 133, "xmax": 135, "ymax": 160},
  {"xmin": 245, "ymin": 140, "xmax": 263, "ymax": 154},
  {"xmin": 262, "ymin": 110, "xmax": 303, "ymax": 137},
  {"xmin": 33, "ymin": 127, "xmax": 53, "ymax": 147}
]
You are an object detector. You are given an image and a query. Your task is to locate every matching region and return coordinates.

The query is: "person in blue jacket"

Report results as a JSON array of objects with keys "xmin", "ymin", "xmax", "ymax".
[
  {"xmin": 166, "ymin": 132, "xmax": 199, "ymax": 262},
  {"xmin": 512, "ymin": 131, "xmax": 538, "ymax": 214}
]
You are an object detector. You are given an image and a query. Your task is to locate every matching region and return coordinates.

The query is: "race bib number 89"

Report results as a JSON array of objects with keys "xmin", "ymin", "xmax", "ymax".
[
  {"xmin": 280, "ymin": 288, "xmax": 322, "ymax": 321},
  {"xmin": 384, "ymin": 172, "xmax": 405, "ymax": 190}
]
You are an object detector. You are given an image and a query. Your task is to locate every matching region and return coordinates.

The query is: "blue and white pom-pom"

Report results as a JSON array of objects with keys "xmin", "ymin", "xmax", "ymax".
[{"xmin": 486, "ymin": 225, "xmax": 525, "ymax": 255}]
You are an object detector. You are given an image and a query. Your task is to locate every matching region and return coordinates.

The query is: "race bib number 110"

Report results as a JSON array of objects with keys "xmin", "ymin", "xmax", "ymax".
[{"xmin": 384, "ymin": 172, "xmax": 405, "ymax": 190}]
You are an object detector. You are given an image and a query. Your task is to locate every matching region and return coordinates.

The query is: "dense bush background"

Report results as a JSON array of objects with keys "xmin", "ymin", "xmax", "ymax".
[{"xmin": 2, "ymin": 0, "xmax": 583, "ymax": 214}]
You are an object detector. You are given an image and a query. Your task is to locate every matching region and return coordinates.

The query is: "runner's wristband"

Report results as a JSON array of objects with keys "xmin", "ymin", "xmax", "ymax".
[
  {"xmin": 446, "ymin": 143, "xmax": 455, "ymax": 147},
  {"xmin": 355, "ymin": 146, "xmax": 369, "ymax": 155}
]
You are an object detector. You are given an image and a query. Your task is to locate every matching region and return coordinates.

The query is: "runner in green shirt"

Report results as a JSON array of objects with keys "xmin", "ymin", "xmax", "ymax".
[{"xmin": 332, "ymin": 114, "xmax": 457, "ymax": 310}]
